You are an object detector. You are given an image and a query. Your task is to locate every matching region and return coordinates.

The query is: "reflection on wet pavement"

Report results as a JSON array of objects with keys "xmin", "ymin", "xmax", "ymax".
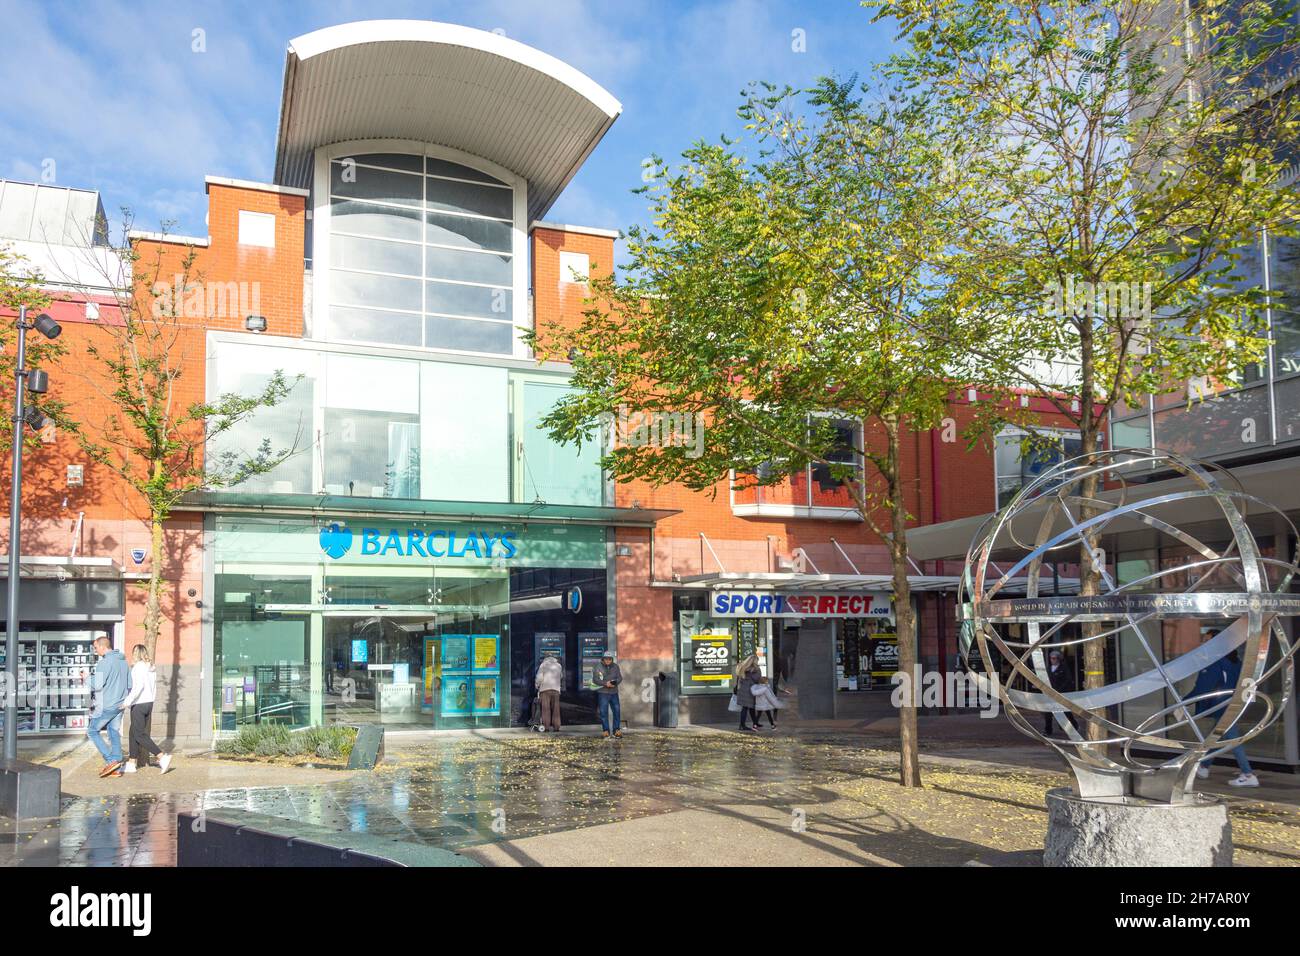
[{"xmin": 0, "ymin": 731, "xmax": 899, "ymax": 866}]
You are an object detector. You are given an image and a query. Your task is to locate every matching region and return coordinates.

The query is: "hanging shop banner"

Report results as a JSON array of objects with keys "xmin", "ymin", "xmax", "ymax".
[
  {"xmin": 690, "ymin": 633, "xmax": 735, "ymax": 683},
  {"xmin": 711, "ymin": 591, "xmax": 894, "ymax": 620}
]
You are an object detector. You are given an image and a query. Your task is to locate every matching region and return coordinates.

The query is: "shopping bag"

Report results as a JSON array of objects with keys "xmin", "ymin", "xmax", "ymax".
[{"xmin": 727, "ymin": 693, "xmax": 741, "ymax": 712}]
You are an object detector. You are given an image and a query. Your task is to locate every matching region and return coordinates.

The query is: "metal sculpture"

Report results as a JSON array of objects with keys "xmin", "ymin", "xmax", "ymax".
[{"xmin": 958, "ymin": 449, "xmax": 1300, "ymax": 802}]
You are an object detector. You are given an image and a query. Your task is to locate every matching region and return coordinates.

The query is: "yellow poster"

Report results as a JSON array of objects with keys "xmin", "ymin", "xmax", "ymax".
[{"xmin": 473, "ymin": 635, "xmax": 499, "ymax": 672}]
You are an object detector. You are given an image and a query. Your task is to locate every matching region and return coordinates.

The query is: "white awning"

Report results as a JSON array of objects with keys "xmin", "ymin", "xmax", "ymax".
[{"xmin": 273, "ymin": 20, "xmax": 622, "ymax": 222}]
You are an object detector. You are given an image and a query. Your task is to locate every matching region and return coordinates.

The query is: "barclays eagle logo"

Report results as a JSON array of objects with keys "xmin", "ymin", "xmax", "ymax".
[{"xmin": 319, "ymin": 523, "xmax": 353, "ymax": 559}]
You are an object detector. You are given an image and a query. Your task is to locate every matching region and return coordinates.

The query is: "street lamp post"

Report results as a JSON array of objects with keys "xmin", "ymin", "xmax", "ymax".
[{"xmin": 4, "ymin": 305, "xmax": 59, "ymax": 763}]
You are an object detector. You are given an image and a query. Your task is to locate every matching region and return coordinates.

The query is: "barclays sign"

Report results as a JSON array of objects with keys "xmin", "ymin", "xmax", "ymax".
[{"xmin": 318, "ymin": 523, "xmax": 520, "ymax": 561}]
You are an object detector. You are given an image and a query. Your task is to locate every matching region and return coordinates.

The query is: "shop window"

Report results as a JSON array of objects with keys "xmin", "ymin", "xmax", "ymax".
[
  {"xmin": 1267, "ymin": 229, "xmax": 1300, "ymax": 379},
  {"xmin": 994, "ymin": 428, "xmax": 1082, "ymax": 510}
]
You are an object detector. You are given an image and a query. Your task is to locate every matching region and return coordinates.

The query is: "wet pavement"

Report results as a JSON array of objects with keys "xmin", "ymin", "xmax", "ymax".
[{"xmin": 3, "ymin": 727, "xmax": 1300, "ymax": 866}]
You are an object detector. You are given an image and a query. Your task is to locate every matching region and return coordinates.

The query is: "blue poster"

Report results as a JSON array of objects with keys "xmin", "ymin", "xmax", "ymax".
[
  {"xmin": 351, "ymin": 639, "xmax": 368, "ymax": 664},
  {"xmin": 441, "ymin": 636, "xmax": 471, "ymax": 672},
  {"xmin": 442, "ymin": 676, "xmax": 472, "ymax": 716}
]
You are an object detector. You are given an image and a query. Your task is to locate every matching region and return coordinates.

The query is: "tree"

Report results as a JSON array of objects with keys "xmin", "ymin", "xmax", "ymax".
[
  {"xmin": 0, "ymin": 244, "xmax": 65, "ymax": 454},
  {"xmin": 528, "ymin": 78, "xmax": 1005, "ymax": 787},
  {"xmin": 55, "ymin": 214, "xmax": 299, "ymax": 660},
  {"xmin": 870, "ymin": 0, "xmax": 1300, "ymax": 741}
]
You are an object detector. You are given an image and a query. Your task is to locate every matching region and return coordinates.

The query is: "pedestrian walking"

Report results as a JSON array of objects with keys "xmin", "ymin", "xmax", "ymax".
[
  {"xmin": 751, "ymin": 674, "xmax": 784, "ymax": 728},
  {"xmin": 535, "ymin": 654, "xmax": 563, "ymax": 732},
  {"xmin": 734, "ymin": 654, "xmax": 763, "ymax": 732},
  {"xmin": 121, "ymin": 644, "xmax": 173, "ymax": 774},
  {"xmin": 1193, "ymin": 644, "xmax": 1259, "ymax": 787},
  {"xmin": 591, "ymin": 653, "xmax": 623, "ymax": 738},
  {"xmin": 87, "ymin": 636, "xmax": 131, "ymax": 777}
]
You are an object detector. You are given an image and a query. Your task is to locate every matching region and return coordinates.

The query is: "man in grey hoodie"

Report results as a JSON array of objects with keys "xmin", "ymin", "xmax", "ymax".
[
  {"xmin": 87, "ymin": 636, "xmax": 131, "ymax": 776},
  {"xmin": 591, "ymin": 653, "xmax": 623, "ymax": 738}
]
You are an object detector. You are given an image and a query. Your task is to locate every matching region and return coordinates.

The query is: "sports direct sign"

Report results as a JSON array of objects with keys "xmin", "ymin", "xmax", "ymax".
[{"xmin": 711, "ymin": 591, "xmax": 894, "ymax": 620}]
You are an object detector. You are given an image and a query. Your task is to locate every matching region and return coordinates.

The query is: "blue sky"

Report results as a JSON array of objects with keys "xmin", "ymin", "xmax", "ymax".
[{"xmin": 0, "ymin": 0, "xmax": 898, "ymax": 247}]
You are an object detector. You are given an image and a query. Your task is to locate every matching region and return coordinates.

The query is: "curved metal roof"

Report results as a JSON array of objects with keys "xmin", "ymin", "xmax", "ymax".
[{"xmin": 273, "ymin": 20, "xmax": 622, "ymax": 222}]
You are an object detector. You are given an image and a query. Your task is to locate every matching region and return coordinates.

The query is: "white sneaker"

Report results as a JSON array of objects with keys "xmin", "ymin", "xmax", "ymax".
[
  {"xmin": 159, "ymin": 753, "xmax": 173, "ymax": 775},
  {"xmin": 536, "ymin": 726, "xmax": 545, "ymax": 733},
  {"xmin": 1229, "ymin": 773, "xmax": 1259, "ymax": 787},
  {"xmin": 1196, "ymin": 766, "xmax": 1210, "ymax": 779},
  {"xmin": 122, "ymin": 761, "xmax": 137, "ymax": 774}
]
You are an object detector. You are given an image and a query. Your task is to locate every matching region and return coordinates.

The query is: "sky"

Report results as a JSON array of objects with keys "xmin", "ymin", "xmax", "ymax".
[{"xmin": 0, "ymin": 0, "xmax": 899, "ymax": 250}]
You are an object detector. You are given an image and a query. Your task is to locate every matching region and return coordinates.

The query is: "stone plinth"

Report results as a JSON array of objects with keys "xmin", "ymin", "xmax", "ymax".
[{"xmin": 1044, "ymin": 787, "xmax": 1232, "ymax": 867}]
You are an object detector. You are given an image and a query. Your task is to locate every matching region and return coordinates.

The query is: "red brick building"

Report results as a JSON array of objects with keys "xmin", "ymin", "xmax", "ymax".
[{"xmin": 0, "ymin": 20, "xmax": 1082, "ymax": 742}]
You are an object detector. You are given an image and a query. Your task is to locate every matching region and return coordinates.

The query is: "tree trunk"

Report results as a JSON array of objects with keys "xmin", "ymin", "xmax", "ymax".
[
  {"xmin": 885, "ymin": 420, "xmax": 923, "ymax": 788},
  {"xmin": 143, "ymin": 459, "xmax": 165, "ymax": 662}
]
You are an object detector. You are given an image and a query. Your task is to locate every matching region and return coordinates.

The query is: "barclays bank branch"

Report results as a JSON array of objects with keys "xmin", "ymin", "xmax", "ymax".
[{"xmin": 200, "ymin": 506, "xmax": 664, "ymax": 734}]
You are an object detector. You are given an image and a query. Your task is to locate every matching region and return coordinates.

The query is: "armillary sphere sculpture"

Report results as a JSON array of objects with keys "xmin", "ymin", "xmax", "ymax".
[{"xmin": 958, "ymin": 449, "xmax": 1300, "ymax": 803}]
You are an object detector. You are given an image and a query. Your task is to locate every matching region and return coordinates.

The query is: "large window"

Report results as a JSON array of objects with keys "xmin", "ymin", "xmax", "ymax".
[
  {"xmin": 994, "ymin": 428, "xmax": 1083, "ymax": 510},
  {"xmin": 324, "ymin": 152, "xmax": 518, "ymax": 355}
]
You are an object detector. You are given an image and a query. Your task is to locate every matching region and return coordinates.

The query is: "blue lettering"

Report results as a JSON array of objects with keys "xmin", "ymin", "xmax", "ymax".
[
  {"xmin": 728, "ymin": 594, "xmax": 744, "ymax": 613},
  {"xmin": 499, "ymin": 532, "xmax": 518, "ymax": 558},
  {"xmin": 758, "ymin": 595, "xmax": 774, "ymax": 615},
  {"xmin": 447, "ymin": 533, "xmax": 466, "ymax": 558},
  {"xmin": 743, "ymin": 594, "xmax": 759, "ymax": 614},
  {"xmin": 714, "ymin": 593, "xmax": 729, "ymax": 616},
  {"xmin": 462, "ymin": 533, "xmax": 483, "ymax": 558},
  {"xmin": 427, "ymin": 530, "xmax": 448, "ymax": 557},
  {"xmin": 381, "ymin": 530, "xmax": 403, "ymax": 556},
  {"xmin": 361, "ymin": 530, "xmax": 381, "ymax": 555},
  {"xmin": 407, "ymin": 530, "xmax": 428, "ymax": 557}
]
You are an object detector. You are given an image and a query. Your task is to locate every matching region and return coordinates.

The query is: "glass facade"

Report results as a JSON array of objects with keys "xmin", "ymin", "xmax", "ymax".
[
  {"xmin": 324, "ymin": 152, "xmax": 518, "ymax": 354},
  {"xmin": 207, "ymin": 338, "xmax": 602, "ymax": 507},
  {"xmin": 1111, "ymin": 226, "xmax": 1300, "ymax": 461},
  {"xmin": 211, "ymin": 516, "xmax": 609, "ymax": 733}
]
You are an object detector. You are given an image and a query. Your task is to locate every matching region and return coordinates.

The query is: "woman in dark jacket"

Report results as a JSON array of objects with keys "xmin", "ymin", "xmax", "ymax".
[{"xmin": 735, "ymin": 655, "xmax": 763, "ymax": 732}]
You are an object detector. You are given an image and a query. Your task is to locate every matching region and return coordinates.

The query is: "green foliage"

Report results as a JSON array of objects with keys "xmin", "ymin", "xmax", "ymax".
[{"xmin": 215, "ymin": 723, "xmax": 357, "ymax": 762}]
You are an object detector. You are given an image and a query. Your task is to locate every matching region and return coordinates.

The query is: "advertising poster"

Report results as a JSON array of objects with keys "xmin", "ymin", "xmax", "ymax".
[
  {"xmin": 441, "ymin": 636, "xmax": 471, "ymax": 671},
  {"xmin": 442, "ymin": 676, "xmax": 472, "ymax": 716},
  {"xmin": 579, "ymin": 631, "xmax": 607, "ymax": 689},
  {"xmin": 473, "ymin": 635, "xmax": 499, "ymax": 672},
  {"xmin": 351, "ymin": 639, "xmax": 369, "ymax": 664},
  {"xmin": 473, "ymin": 676, "xmax": 499, "ymax": 714},
  {"xmin": 868, "ymin": 633, "xmax": 900, "ymax": 679},
  {"xmin": 690, "ymin": 633, "xmax": 734, "ymax": 684},
  {"xmin": 422, "ymin": 638, "xmax": 440, "ymax": 712}
]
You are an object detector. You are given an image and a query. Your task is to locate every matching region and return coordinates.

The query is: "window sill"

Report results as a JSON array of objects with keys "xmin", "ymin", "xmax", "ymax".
[{"xmin": 731, "ymin": 504, "xmax": 862, "ymax": 521}]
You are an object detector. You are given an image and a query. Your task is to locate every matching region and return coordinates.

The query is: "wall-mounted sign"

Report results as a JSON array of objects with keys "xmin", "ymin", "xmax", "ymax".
[
  {"xmin": 711, "ymin": 591, "xmax": 894, "ymax": 620},
  {"xmin": 318, "ymin": 522, "xmax": 519, "ymax": 562},
  {"xmin": 130, "ymin": 548, "xmax": 147, "ymax": 565}
]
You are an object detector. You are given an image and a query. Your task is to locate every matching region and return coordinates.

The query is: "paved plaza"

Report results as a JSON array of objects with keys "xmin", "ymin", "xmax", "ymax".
[{"xmin": 4, "ymin": 722, "xmax": 1300, "ymax": 867}]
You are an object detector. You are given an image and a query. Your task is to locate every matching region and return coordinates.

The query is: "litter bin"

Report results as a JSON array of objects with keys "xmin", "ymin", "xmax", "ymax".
[{"xmin": 654, "ymin": 672, "xmax": 679, "ymax": 728}]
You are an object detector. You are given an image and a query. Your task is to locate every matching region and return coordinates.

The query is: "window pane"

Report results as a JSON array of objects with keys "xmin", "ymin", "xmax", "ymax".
[
  {"xmin": 425, "ymin": 316, "xmax": 514, "ymax": 354},
  {"xmin": 425, "ymin": 245, "xmax": 512, "ymax": 286},
  {"xmin": 421, "ymin": 363, "xmax": 509, "ymax": 501},
  {"xmin": 325, "ymin": 306, "xmax": 422, "ymax": 347},
  {"xmin": 1268, "ymin": 230, "xmax": 1300, "ymax": 378},
  {"xmin": 331, "ymin": 163, "xmax": 422, "ymax": 206},
  {"xmin": 426, "ymin": 176, "xmax": 513, "ymax": 220},
  {"xmin": 425, "ymin": 210, "xmax": 512, "ymax": 252},
  {"xmin": 330, "ymin": 233, "xmax": 422, "ymax": 277},
  {"xmin": 331, "ymin": 269, "xmax": 422, "ymax": 313},
  {"xmin": 330, "ymin": 200, "xmax": 421, "ymax": 242},
  {"xmin": 322, "ymin": 407, "xmax": 420, "ymax": 498},
  {"xmin": 427, "ymin": 158, "xmax": 506, "ymax": 185},
  {"xmin": 344, "ymin": 153, "xmax": 424, "ymax": 174},
  {"xmin": 425, "ymin": 279, "xmax": 512, "ymax": 319},
  {"xmin": 209, "ymin": 343, "xmax": 316, "ymax": 494},
  {"xmin": 520, "ymin": 380, "xmax": 602, "ymax": 505}
]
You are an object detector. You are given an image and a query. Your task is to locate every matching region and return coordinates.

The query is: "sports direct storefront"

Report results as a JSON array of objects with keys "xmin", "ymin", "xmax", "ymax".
[{"xmin": 673, "ymin": 578, "xmax": 904, "ymax": 720}]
